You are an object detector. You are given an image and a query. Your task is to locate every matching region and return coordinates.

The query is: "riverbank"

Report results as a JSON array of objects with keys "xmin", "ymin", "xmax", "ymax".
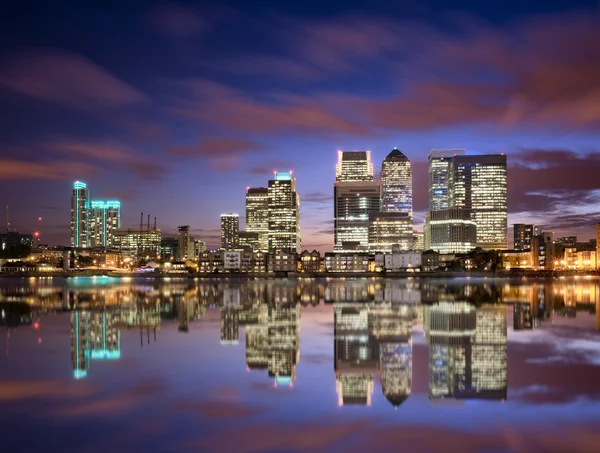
[{"xmin": 0, "ymin": 269, "xmax": 599, "ymax": 279}]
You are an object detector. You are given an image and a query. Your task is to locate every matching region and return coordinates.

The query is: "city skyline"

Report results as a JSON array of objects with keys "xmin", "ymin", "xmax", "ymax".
[{"xmin": 2, "ymin": 1, "xmax": 600, "ymax": 252}]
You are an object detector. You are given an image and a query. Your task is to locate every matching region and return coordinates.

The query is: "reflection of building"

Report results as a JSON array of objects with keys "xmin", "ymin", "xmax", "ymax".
[
  {"xmin": 71, "ymin": 180, "xmax": 90, "ymax": 248},
  {"xmin": 268, "ymin": 172, "xmax": 301, "ymax": 253},
  {"xmin": 88, "ymin": 312, "xmax": 120, "ymax": 359},
  {"xmin": 514, "ymin": 303, "xmax": 534, "ymax": 330},
  {"xmin": 334, "ymin": 304, "xmax": 378, "ymax": 405},
  {"xmin": 71, "ymin": 311, "xmax": 90, "ymax": 378},
  {"xmin": 221, "ymin": 306, "xmax": 240, "ymax": 344},
  {"xmin": 268, "ymin": 303, "xmax": 300, "ymax": 385},
  {"xmin": 425, "ymin": 302, "xmax": 507, "ymax": 401}
]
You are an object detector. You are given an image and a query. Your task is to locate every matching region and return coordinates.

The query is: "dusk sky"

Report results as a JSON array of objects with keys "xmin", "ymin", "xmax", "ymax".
[{"xmin": 1, "ymin": 0, "xmax": 600, "ymax": 251}]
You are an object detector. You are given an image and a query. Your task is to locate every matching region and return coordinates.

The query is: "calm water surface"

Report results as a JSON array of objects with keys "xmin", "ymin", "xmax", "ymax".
[{"xmin": 1, "ymin": 277, "xmax": 600, "ymax": 453}]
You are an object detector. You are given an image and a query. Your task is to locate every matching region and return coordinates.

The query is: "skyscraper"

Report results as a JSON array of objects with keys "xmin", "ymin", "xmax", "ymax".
[
  {"xmin": 368, "ymin": 212, "xmax": 414, "ymax": 252},
  {"xmin": 89, "ymin": 200, "xmax": 121, "ymax": 248},
  {"xmin": 336, "ymin": 150, "xmax": 373, "ymax": 182},
  {"xmin": 425, "ymin": 208, "xmax": 477, "ymax": 253},
  {"xmin": 334, "ymin": 151, "xmax": 381, "ymax": 251},
  {"xmin": 596, "ymin": 224, "xmax": 600, "ymax": 270},
  {"xmin": 428, "ymin": 150, "xmax": 465, "ymax": 211},
  {"xmin": 178, "ymin": 225, "xmax": 194, "ymax": 259},
  {"xmin": 220, "ymin": 214, "xmax": 240, "ymax": 250},
  {"xmin": 246, "ymin": 187, "xmax": 269, "ymax": 251},
  {"xmin": 450, "ymin": 155, "xmax": 508, "ymax": 250},
  {"xmin": 267, "ymin": 172, "xmax": 300, "ymax": 253},
  {"xmin": 514, "ymin": 224, "xmax": 535, "ymax": 251},
  {"xmin": 381, "ymin": 148, "xmax": 412, "ymax": 216},
  {"xmin": 71, "ymin": 180, "xmax": 89, "ymax": 248}
]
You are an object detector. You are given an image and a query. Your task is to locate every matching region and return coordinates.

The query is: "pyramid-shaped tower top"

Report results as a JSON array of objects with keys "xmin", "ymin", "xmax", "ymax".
[{"xmin": 385, "ymin": 148, "xmax": 409, "ymax": 161}]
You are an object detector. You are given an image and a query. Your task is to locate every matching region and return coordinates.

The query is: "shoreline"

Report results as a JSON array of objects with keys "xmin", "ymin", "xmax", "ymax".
[{"xmin": 0, "ymin": 270, "xmax": 599, "ymax": 279}]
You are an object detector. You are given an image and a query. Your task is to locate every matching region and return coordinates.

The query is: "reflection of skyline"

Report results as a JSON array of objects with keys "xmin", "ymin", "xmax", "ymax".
[{"xmin": 2, "ymin": 278, "xmax": 597, "ymax": 390}]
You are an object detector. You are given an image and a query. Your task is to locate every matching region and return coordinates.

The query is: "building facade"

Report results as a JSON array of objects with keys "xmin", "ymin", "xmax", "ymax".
[
  {"xmin": 246, "ymin": 187, "xmax": 269, "ymax": 251},
  {"xmin": 112, "ymin": 228, "xmax": 161, "ymax": 259},
  {"xmin": 220, "ymin": 214, "xmax": 240, "ymax": 250},
  {"xmin": 71, "ymin": 181, "xmax": 90, "ymax": 248},
  {"xmin": 368, "ymin": 212, "xmax": 414, "ymax": 252},
  {"xmin": 449, "ymin": 155, "xmax": 507, "ymax": 250},
  {"xmin": 267, "ymin": 172, "xmax": 301, "ymax": 253},
  {"xmin": 514, "ymin": 224, "xmax": 535, "ymax": 251},
  {"xmin": 238, "ymin": 231, "xmax": 260, "ymax": 251},
  {"xmin": 428, "ymin": 150, "xmax": 465, "ymax": 211},
  {"xmin": 425, "ymin": 208, "xmax": 477, "ymax": 254},
  {"xmin": 336, "ymin": 150, "xmax": 374, "ymax": 182},
  {"xmin": 381, "ymin": 148, "xmax": 412, "ymax": 217},
  {"xmin": 89, "ymin": 201, "xmax": 121, "ymax": 248}
]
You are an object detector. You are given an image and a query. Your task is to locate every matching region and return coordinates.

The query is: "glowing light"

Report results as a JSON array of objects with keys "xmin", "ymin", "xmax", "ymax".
[
  {"xmin": 33, "ymin": 322, "xmax": 39, "ymax": 329},
  {"xmin": 38, "ymin": 217, "xmax": 42, "ymax": 221},
  {"xmin": 73, "ymin": 370, "xmax": 87, "ymax": 379}
]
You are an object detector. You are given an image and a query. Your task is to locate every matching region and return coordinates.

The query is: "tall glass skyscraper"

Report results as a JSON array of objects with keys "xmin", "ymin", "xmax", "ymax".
[
  {"xmin": 71, "ymin": 181, "xmax": 89, "ymax": 248},
  {"xmin": 334, "ymin": 151, "xmax": 381, "ymax": 251},
  {"xmin": 381, "ymin": 148, "xmax": 412, "ymax": 216},
  {"xmin": 220, "ymin": 214, "xmax": 239, "ymax": 250},
  {"xmin": 89, "ymin": 200, "xmax": 121, "ymax": 248},
  {"xmin": 268, "ymin": 172, "xmax": 300, "ymax": 253},
  {"xmin": 246, "ymin": 187, "xmax": 269, "ymax": 251},
  {"xmin": 428, "ymin": 150, "xmax": 465, "ymax": 211},
  {"xmin": 450, "ymin": 155, "xmax": 508, "ymax": 250}
]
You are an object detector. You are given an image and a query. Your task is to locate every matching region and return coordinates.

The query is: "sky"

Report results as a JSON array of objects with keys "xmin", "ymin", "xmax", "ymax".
[{"xmin": 1, "ymin": 0, "xmax": 600, "ymax": 251}]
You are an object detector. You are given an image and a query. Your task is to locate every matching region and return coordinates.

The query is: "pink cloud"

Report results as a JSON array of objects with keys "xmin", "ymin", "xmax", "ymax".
[
  {"xmin": 0, "ymin": 158, "xmax": 97, "ymax": 180},
  {"xmin": 0, "ymin": 49, "xmax": 147, "ymax": 110}
]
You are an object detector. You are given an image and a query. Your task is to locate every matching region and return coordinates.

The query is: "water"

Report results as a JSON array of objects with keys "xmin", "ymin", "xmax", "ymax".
[{"xmin": 1, "ymin": 277, "xmax": 599, "ymax": 453}]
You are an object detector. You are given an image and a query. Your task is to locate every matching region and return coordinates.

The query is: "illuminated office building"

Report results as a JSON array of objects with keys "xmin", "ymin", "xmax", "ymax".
[
  {"xmin": 88, "ymin": 311, "xmax": 120, "ymax": 359},
  {"xmin": 514, "ymin": 224, "xmax": 535, "ymax": 251},
  {"xmin": 89, "ymin": 201, "xmax": 121, "ymax": 248},
  {"xmin": 381, "ymin": 148, "xmax": 412, "ymax": 217},
  {"xmin": 238, "ymin": 231, "xmax": 260, "ymax": 251},
  {"xmin": 178, "ymin": 225, "xmax": 192, "ymax": 259},
  {"xmin": 113, "ymin": 228, "xmax": 161, "ymax": 259},
  {"xmin": 71, "ymin": 180, "xmax": 90, "ymax": 248},
  {"xmin": 425, "ymin": 208, "xmax": 477, "ymax": 254},
  {"xmin": 449, "ymin": 154, "xmax": 507, "ymax": 250},
  {"xmin": 596, "ymin": 224, "xmax": 600, "ymax": 270},
  {"xmin": 428, "ymin": 150, "xmax": 465, "ymax": 211},
  {"xmin": 246, "ymin": 187, "xmax": 269, "ymax": 251},
  {"xmin": 221, "ymin": 214, "xmax": 239, "ymax": 250},
  {"xmin": 336, "ymin": 150, "xmax": 374, "ymax": 182},
  {"xmin": 268, "ymin": 172, "xmax": 301, "ymax": 253},
  {"xmin": 334, "ymin": 151, "xmax": 380, "ymax": 252},
  {"xmin": 71, "ymin": 311, "xmax": 90, "ymax": 379},
  {"xmin": 368, "ymin": 212, "xmax": 414, "ymax": 252}
]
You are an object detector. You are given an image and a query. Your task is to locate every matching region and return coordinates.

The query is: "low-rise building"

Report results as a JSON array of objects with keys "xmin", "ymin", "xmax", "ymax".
[
  {"xmin": 383, "ymin": 252, "xmax": 421, "ymax": 271},
  {"xmin": 501, "ymin": 250, "xmax": 534, "ymax": 269},
  {"xmin": 324, "ymin": 253, "xmax": 370, "ymax": 272},
  {"xmin": 268, "ymin": 251, "xmax": 297, "ymax": 273},
  {"xmin": 299, "ymin": 250, "xmax": 321, "ymax": 272}
]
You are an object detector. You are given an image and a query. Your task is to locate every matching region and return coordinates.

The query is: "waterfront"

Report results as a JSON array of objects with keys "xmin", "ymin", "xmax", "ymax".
[{"xmin": 1, "ymin": 277, "xmax": 600, "ymax": 453}]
